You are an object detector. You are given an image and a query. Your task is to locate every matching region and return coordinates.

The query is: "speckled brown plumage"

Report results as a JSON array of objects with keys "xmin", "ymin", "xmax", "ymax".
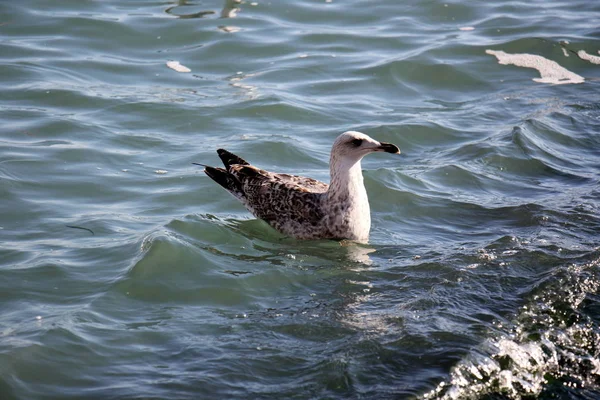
[{"xmin": 201, "ymin": 131, "xmax": 400, "ymax": 242}]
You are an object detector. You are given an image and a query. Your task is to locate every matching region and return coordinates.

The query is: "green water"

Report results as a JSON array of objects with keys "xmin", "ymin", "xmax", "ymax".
[{"xmin": 1, "ymin": 1, "xmax": 600, "ymax": 399}]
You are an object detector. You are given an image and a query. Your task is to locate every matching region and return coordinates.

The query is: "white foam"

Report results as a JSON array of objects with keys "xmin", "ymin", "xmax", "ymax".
[
  {"xmin": 577, "ymin": 50, "xmax": 600, "ymax": 65},
  {"xmin": 219, "ymin": 26, "xmax": 241, "ymax": 33},
  {"xmin": 166, "ymin": 61, "xmax": 191, "ymax": 73},
  {"xmin": 486, "ymin": 50, "xmax": 584, "ymax": 84}
]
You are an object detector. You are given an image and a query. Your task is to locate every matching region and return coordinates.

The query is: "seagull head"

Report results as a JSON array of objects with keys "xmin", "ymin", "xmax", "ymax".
[{"xmin": 331, "ymin": 131, "xmax": 400, "ymax": 165}]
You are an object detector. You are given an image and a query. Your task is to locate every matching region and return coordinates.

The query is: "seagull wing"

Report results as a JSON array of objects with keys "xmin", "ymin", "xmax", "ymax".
[
  {"xmin": 268, "ymin": 172, "xmax": 329, "ymax": 193},
  {"xmin": 228, "ymin": 165, "xmax": 327, "ymax": 226}
]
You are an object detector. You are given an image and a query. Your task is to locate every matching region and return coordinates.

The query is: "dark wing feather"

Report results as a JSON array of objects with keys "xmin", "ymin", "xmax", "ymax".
[
  {"xmin": 202, "ymin": 149, "xmax": 251, "ymax": 201},
  {"xmin": 203, "ymin": 166, "xmax": 245, "ymax": 200},
  {"xmin": 217, "ymin": 149, "xmax": 249, "ymax": 169}
]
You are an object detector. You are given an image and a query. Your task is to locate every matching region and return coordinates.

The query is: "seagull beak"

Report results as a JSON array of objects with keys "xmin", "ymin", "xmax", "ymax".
[{"xmin": 376, "ymin": 142, "xmax": 401, "ymax": 154}]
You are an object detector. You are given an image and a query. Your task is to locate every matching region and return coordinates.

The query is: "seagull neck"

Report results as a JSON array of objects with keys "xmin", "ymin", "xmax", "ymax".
[{"xmin": 328, "ymin": 157, "xmax": 366, "ymax": 202}]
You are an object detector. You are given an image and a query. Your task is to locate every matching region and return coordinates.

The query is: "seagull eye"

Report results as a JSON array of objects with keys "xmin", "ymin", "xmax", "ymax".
[{"xmin": 351, "ymin": 139, "xmax": 363, "ymax": 147}]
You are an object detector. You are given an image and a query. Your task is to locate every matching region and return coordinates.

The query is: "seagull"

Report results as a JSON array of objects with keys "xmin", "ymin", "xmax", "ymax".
[{"xmin": 197, "ymin": 131, "xmax": 400, "ymax": 243}]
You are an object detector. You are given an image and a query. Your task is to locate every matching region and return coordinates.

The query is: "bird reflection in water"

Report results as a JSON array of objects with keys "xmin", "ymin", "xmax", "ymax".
[{"xmin": 341, "ymin": 241, "xmax": 376, "ymax": 266}]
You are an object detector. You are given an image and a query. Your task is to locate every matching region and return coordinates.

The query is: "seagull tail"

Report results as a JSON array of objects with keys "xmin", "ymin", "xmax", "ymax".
[
  {"xmin": 217, "ymin": 149, "xmax": 249, "ymax": 169},
  {"xmin": 203, "ymin": 166, "xmax": 245, "ymax": 200}
]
